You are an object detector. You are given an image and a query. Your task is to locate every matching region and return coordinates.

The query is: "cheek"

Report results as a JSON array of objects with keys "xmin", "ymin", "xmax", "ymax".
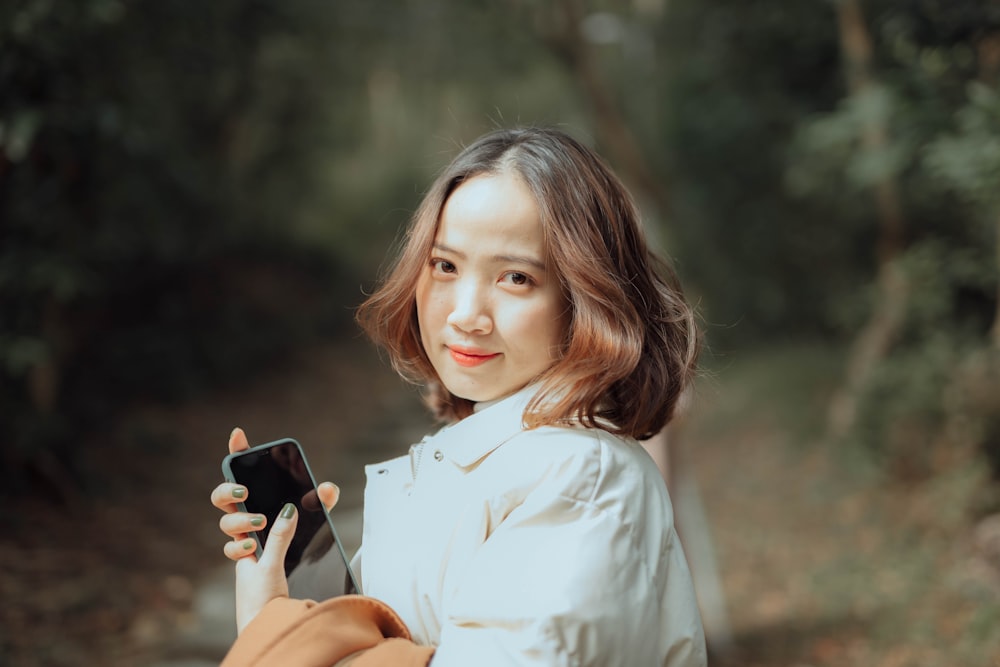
[
  {"xmin": 510, "ymin": 300, "xmax": 565, "ymax": 359},
  {"xmin": 415, "ymin": 279, "xmax": 450, "ymax": 346}
]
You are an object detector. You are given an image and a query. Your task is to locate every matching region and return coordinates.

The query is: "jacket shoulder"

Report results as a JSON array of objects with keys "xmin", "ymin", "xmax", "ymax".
[{"xmin": 490, "ymin": 425, "xmax": 667, "ymax": 514}]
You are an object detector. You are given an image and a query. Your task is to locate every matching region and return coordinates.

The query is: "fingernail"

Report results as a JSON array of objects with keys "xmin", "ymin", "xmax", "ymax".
[
  {"xmin": 242, "ymin": 539, "xmax": 255, "ymax": 550},
  {"xmin": 250, "ymin": 516, "xmax": 264, "ymax": 527},
  {"xmin": 232, "ymin": 488, "xmax": 245, "ymax": 499},
  {"xmin": 231, "ymin": 427, "xmax": 241, "ymax": 438},
  {"xmin": 280, "ymin": 503, "xmax": 295, "ymax": 519}
]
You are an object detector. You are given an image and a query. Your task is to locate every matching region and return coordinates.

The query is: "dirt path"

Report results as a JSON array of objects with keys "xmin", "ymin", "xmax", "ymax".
[{"xmin": 683, "ymin": 349, "xmax": 1000, "ymax": 666}]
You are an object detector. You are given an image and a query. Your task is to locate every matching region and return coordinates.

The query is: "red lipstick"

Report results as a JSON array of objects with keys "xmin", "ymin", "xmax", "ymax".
[{"xmin": 448, "ymin": 346, "xmax": 499, "ymax": 367}]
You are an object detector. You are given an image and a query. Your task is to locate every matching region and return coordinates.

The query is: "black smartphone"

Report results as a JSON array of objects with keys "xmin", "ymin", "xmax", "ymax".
[{"xmin": 221, "ymin": 437, "xmax": 360, "ymax": 598}]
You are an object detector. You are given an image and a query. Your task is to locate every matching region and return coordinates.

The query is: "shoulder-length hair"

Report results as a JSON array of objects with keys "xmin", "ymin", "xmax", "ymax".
[{"xmin": 355, "ymin": 127, "xmax": 699, "ymax": 440}]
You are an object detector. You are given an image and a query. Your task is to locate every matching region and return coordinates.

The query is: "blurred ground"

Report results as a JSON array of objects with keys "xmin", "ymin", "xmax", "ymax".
[
  {"xmin": 2, "ymin": 339, "xmax": 1000, "ymax": 666},
  {"xmin": 0, "ymin": 338, "xmax": 431, "ymax": 667},
  {"xmin": 689, "ymin": 347, "xmax": 1000, "ymax": 667}
]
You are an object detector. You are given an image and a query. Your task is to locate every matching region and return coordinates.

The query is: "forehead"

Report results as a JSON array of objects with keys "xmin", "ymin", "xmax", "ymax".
[{"xmin": 435, "ymin": 172, "xmax": 547, "ymax": 257}]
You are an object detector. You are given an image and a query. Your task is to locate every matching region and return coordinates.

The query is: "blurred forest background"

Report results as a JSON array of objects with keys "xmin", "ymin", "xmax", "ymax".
[{"xmin": 3, "ymin": 0, "xmax": 1000, "ymax": 665}]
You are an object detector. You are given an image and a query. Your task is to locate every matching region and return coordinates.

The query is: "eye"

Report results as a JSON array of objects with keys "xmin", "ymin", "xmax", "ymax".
[
  {"xmin": 430, "ymin": 259, "xmax": 457, "ymax": 274},
  {"xmin": 502, "ymin": 271, "xmax": 533, "ymax": 287}
]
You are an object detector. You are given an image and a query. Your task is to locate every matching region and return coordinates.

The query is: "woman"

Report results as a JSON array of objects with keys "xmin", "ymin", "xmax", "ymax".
[{"xmin": 212, "ymin": 127, "xmax": 707, "ymax": 666}]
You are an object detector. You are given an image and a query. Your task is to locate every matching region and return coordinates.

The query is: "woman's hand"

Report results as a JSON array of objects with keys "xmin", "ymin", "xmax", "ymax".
[
  {"xmin": 211, "ymin": 428, "xmax": 261, "ymax": 561},
  {"xmin": 210, "ymin": 427, "xmax": 341, "ymax": 633}
]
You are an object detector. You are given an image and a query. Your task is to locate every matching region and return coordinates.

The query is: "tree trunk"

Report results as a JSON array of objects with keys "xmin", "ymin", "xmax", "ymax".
[
  {"xmin": 826, "ymin": 0, "xmax": 910, "ymax": 440},
  {"xmin": 988, "ymin": 180, "xmax": 1000, "ymax": 347},
  {"xmin": 541, "ymin": 0, "xmax": 672, "ymax": 220},
  {"xmin": 979, "ymin": 32, "xmax": 1000, "ymax": 350}
]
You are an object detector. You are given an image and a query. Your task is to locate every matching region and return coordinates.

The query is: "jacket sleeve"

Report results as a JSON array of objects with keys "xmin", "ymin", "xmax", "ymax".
[{"xmin": 220, "ymin": 595, "xmax": 435, "ymax": 667}]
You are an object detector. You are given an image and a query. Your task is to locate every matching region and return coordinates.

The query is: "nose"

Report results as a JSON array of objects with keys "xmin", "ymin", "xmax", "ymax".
[{"xmin": 446, "ymin": 280, "xmax": 492, "ymax": 334}]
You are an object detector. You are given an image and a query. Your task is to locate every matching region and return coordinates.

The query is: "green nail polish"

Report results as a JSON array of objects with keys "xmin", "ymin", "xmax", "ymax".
[
  {"xmin": 280, "ymin": 503, "xmax": 295, "ymax": 519},
  {"xmin": 242, "ymin": 539, "xmax": 255, "ymax": 550},
  {"xmin": 250, "ymin": 517, "xmax": 264, "ymax": 527},
  {"xmin": 232, "ymin": 488, "xmax": 245, "ymax": 499}
]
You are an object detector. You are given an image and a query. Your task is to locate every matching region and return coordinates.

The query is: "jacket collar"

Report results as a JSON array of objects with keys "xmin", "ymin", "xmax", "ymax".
[{"xmin": 426, "ymin": 384, "xmax": 539, "ymax": 468}]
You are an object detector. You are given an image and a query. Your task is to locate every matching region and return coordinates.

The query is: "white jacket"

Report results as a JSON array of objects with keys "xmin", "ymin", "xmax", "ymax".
[{"xmin": 353, "ymin": 386, "xmax": 707, "ymax": 667}]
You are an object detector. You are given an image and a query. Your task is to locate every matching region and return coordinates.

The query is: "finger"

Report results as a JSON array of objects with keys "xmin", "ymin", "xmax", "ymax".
[
  {"xmin": 229, "ymin": 427, "xmax": 250, "ymax": 455},
  {"xmin": 257, "ymin": 503, "xmax": 298, "ymax": 571},
  {"xmin": 211, "ymin": 483, "xmax": 249, "ymax": 512},
  {"xmin": 224, "ymin": 537, "xmax": 259, "ymax": 562},
  {"xmin": 317, "ymin": 482, "xmax": 340, "ymax": 512},
  {"xmin": 300, "ymin": 489, "xmax": 321, "ymax": 512},
  {"xmin": 219, "ymin": 512, "xmax": 266, "ymax": 539}
]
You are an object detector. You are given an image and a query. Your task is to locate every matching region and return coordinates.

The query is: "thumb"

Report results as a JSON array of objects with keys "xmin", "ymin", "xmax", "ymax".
[
  {"xmin": 258, "ymin": 502, "xmax": 298, "ymax": 571},
  {"xmin": 317, "ymin": 481, "xmax": 340, "ymax": 512},
  {"xmin": 229, "ymin": 427, "xmax": 250, "ymax": 454},
  {"xmin": 300, "ymin": 482, "xmax": 339, "ymax": 513}
]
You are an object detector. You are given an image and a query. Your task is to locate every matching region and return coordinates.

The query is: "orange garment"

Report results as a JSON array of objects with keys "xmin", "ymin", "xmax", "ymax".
[{"xmin": 220, "ymin": 595, "xmax": 435, "ymax": 667}]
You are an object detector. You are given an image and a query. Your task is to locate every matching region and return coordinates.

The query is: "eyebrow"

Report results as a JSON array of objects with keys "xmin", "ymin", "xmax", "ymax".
[{"xmin": 433, "ymin": 243, "xmax": 547, "ymax": 272}]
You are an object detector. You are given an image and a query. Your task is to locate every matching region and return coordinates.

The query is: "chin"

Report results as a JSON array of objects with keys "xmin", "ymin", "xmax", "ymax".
[
  {"xmin": 448, "ymin": 388, "xmax": 497, "ymax": 404},
  {"xmin": 441, "ymin": 379, "xmax": 503, "ymax": 404}
]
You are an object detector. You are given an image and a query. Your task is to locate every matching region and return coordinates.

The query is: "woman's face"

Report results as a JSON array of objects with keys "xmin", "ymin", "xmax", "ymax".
[{"xmin": 415, "ymin": 171, "xmax": 566, "ymax": 404}]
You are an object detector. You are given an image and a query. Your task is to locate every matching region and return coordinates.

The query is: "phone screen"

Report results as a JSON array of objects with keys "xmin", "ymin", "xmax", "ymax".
[{"xmin": 222, "ymin": 438, "xmax": 360, "ymax": 598}]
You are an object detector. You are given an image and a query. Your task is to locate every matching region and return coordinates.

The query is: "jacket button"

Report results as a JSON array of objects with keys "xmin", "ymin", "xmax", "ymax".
[{"xmin": 433, "ymin": 450, "xmax": 444, "ymax": 462}]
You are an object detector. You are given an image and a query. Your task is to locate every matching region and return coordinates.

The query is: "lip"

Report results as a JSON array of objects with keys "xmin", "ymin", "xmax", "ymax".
[{"xmin": 447, "ymin": 346, "xmax": 500, "ymax": 368}]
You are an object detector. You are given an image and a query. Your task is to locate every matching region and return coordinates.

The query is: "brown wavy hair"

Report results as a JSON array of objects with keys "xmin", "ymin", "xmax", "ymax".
[{"xmin": 355, "ymin": 127, "xmax": 699, "ymax": 440}]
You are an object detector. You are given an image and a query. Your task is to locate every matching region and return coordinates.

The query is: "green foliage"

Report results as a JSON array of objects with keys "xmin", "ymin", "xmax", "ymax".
[
  {"xmin": 848, "ymin": 2, "xmax": 1000, "ymax": 476},
  {"xmin": 850, "ymin": 240, "xmax": 996, "ymax": 477},
  {"xmin": 787, "ymin": 85, "xmax": 916, "ymax": 196},
  {"xmin": 0, "ymin": 0, "xmax": 590, "ymax": 487},
  {"xmin": 650, "ymin": 0, "xmax": 999, "ymax": 482},
  {"xmin": 2, "ymin": 0, "xmax": 998, "ymax": 488},
  {"xmin": 0, "ymin": 0, "xmax": 370, "ymax": 482},
  {"xmin": 658, "ymin": 0, "xmax": 857, "ymax": 344},
  {"xmin": 924, "ymin": 82, "xmax": 1000, "ymax": 216}
]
